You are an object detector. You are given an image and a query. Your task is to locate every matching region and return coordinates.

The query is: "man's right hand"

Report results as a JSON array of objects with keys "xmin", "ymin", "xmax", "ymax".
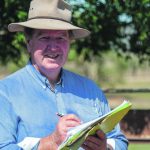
[
  {"xmin": 53, "ymin": 114, "xmax": 81, "ymax": 145},
  {"xmin": 38, "ymin": 114, "xmax": 81, "ymax": 150}
]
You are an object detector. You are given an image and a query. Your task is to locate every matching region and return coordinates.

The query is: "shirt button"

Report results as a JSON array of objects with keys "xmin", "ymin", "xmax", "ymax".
[{"xmin": 42, "ymin": 86, "xmax": 46, "ymax": 89}]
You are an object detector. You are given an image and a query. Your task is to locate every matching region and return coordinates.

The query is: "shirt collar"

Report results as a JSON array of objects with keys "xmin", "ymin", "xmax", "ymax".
[{"xmin": 26, "ymin": 60, "xmax": 64, "ymax": 89}]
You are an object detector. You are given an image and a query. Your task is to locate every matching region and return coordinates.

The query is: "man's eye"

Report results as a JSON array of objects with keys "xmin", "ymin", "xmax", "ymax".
[
  {"xmin": 40, "ymin": 37, "xmax": 50, "ymax": 40},
  {"xmin": 57, "ymin": 37, "xmax": 66, "ymax": 40}
]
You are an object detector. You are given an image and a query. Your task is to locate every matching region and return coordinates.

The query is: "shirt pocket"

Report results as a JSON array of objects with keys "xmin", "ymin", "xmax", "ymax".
[{"xmin": 66, "ymin": 98, "xmax": 103, "ymax": 123}]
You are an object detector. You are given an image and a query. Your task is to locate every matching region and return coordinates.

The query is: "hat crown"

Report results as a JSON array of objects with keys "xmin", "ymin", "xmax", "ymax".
[{"xmin": 28, "ymin": 0, "xmax": 72, "ymax": 22}]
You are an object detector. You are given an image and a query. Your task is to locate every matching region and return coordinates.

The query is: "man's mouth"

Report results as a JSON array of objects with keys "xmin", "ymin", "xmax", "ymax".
[{"xmin": 45, "ymin": 54, "xmax": 60, "ymax": 59}]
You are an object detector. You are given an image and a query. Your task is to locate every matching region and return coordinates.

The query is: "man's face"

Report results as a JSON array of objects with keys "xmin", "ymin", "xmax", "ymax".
[{"xmin": 27, "ymin": 29, "xmax": 70, "ymax": 74}]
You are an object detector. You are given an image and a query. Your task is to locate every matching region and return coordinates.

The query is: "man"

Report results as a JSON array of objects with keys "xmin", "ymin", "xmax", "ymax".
[{"xmin": 0, "ymin": 0, "xmax": 128, "ymax": 150}]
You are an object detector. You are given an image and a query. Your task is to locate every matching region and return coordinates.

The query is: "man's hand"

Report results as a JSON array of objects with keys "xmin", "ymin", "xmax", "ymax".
[
  {"xmin": 38, "ymin": 114, "xmax": 81, "ymax": 150},
  {"xmin": 53, "ymin": 114, "xmax": 81, "ymax": 145},
  {"xmin": 81, "ymin": 130, "xmax": 107, "ymax": 150}
]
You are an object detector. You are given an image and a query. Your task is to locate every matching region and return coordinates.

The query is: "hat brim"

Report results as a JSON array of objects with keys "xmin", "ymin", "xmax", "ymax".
[{"xmin": 8, "ymin": 19, "xmax": 90, "ymax": 39}]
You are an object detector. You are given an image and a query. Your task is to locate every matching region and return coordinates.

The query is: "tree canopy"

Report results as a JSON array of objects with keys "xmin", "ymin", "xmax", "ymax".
[{"xmin": 0, "ymin": 0, "xmax": 150, "ymax": 64}]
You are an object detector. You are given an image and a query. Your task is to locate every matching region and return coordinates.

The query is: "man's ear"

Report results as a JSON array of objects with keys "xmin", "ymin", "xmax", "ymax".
[{"xmin": 26, "ymin": 38, "xmax": 32, "ymax": 53}]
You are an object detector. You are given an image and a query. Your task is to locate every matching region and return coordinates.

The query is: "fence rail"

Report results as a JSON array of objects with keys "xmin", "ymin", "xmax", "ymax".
[
  {"xmin": 104, "ymin": 88, "xmax": 150, "ymax": 93},
  {"xmin": 129, "ymin": 138, "xmax": 150, "ymax": 143}
]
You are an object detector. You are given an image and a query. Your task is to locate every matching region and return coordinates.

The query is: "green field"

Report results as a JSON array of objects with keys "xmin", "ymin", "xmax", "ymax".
[{"xmin": 129, "ymin": 143, "xmax": 150, "ymax": 150}]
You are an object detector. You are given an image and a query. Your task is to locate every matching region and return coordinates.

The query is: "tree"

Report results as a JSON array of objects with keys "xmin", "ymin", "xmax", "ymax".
[
  {"xmin": 0, "ymin": 0, "xmax": 150, "ymax": 64},
  {"xmin": 0, "ymin": 0, "xmax": 30, "ymax": 64},
  {"xmin": 70, "ymin": 0, "xmax": 150, "ymax": 62}
]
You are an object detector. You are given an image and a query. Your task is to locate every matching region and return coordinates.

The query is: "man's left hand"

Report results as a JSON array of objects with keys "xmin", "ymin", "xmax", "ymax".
[{"xmin": 81, "ymin": 130, "xmax": 106, "ymax": 150}]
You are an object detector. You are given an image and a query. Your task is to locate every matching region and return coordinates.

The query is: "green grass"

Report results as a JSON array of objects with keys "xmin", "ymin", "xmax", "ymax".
[{"xmin": 129, "ymin": 143, "xmax": 150, "ymax": 150}]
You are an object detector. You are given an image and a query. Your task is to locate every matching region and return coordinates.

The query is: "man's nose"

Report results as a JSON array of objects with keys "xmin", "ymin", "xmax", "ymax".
[{"xmin": 47, "ymin": 39, "xmax": 58, "ymax": 51}]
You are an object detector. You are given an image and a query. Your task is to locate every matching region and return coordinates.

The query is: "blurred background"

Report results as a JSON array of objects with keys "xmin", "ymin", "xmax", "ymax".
[{"xmin": 0, "ymin": 0, "xmax": 150, "ymax": 149}]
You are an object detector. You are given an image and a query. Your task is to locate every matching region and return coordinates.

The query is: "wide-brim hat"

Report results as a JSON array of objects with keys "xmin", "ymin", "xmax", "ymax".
[{"xmin": 8, "ymin": 0, "xmax": 90, "ymax": 39}]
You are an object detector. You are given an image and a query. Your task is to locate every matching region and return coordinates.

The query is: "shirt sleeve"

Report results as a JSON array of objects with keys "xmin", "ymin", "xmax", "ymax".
[
  {"xmin": 107, "ymin": 138, "xmax": 115, "ymax": 150},
  {"xmin": 99, "ymin": 90, "xmax": 128, "ymax": 150},
  {"xmin": 17, "ymin": 137, "xmax": 40, "ymax": 150},
  {"xmin": 0, "ymin": 89, "xmax": 22, "ymax": 150}
]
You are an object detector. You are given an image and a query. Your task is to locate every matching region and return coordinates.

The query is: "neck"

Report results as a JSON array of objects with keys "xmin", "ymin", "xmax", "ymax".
[
  {"xmin": 33, "ymin": 64, "xmax": 61, "ymax": 87},
  {"xmin": 46, "ymin": 70, "xmax": 61, "ymax": 88}
]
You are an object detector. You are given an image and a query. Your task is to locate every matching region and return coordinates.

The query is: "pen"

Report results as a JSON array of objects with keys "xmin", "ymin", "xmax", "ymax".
[{"xmin": 56, "ymin": 113, "xmax": 64, "ymax": 117}]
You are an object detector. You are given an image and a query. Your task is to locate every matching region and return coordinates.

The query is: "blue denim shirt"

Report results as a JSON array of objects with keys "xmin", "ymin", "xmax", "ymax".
[{"xmin": 0, "ymin": 61, "xmax": 128, "ymax": 149}]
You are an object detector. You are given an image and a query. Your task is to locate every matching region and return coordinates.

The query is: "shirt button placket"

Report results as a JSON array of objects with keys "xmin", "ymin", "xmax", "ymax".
[{"xmin": 55, "ymin": 87, "xmax": 66, "ymax": 115}]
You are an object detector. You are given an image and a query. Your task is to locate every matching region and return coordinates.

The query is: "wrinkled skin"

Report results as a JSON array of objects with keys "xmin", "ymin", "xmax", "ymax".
[{"xmin": 26, "ymin": 29, "xmax": 70, "ymax": 83}]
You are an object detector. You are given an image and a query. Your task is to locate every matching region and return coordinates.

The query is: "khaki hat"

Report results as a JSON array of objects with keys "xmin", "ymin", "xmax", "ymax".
[{"xmin": 8, "ymin": 0, "xmax": 90, "ymax": 39}]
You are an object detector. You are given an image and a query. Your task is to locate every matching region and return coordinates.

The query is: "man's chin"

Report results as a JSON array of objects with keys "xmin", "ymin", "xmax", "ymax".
[{"xmin": 43, "ymin": 65, "xmax": 61, "ymax": 72}]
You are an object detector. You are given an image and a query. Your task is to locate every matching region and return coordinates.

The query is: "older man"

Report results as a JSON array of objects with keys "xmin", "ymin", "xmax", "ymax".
[{"xmin": 0, "ymin": 0, "xmax": 128, "ymax": 150}]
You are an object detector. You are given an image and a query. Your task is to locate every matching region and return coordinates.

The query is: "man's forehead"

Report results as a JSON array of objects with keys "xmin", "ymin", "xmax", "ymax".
[{"xmin": 34, "ymin": 29, "xmax": 68, "ymax": 37}]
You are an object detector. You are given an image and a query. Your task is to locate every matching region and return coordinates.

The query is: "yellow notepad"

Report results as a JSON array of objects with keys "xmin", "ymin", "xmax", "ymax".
[{"xmin": 58, "ymin": 100, "xmax": 132, "ymax": 150}]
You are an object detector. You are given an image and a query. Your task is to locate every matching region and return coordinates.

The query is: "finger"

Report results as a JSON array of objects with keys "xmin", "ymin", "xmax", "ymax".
[
  {"xmin": 86, "ymin": 136, "xmax": 101, "ymax": 146},
  {"xmin": 61, "ymin": 121, "xmax": 81, "ymax": 133},
  {"xmin": 96, "ymin": 130, "xmax": 106, "ymax": 140},
  {"xmin": 57, "ymin": 119, "xmax": 81, "ymax": 133},
  {"xmin": 65, "ymin": 120, "xmax": 81, "ymax": 128},
  {"xmin": 64, "ymin": 114, "xmax": 81, "ymax": 123},
  {"xmin": 81, "ymin": 143, "xmax": 92, "ymax": 150},
  {"xmin": 83, "ymin": 140, "xmax": 99, "ymax": 150}
]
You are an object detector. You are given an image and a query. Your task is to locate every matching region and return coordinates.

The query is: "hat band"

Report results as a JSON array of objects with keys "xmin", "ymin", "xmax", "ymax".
[{"xmin": 28, "ymin": 16, "xmax": 72, "ymax": 24}]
